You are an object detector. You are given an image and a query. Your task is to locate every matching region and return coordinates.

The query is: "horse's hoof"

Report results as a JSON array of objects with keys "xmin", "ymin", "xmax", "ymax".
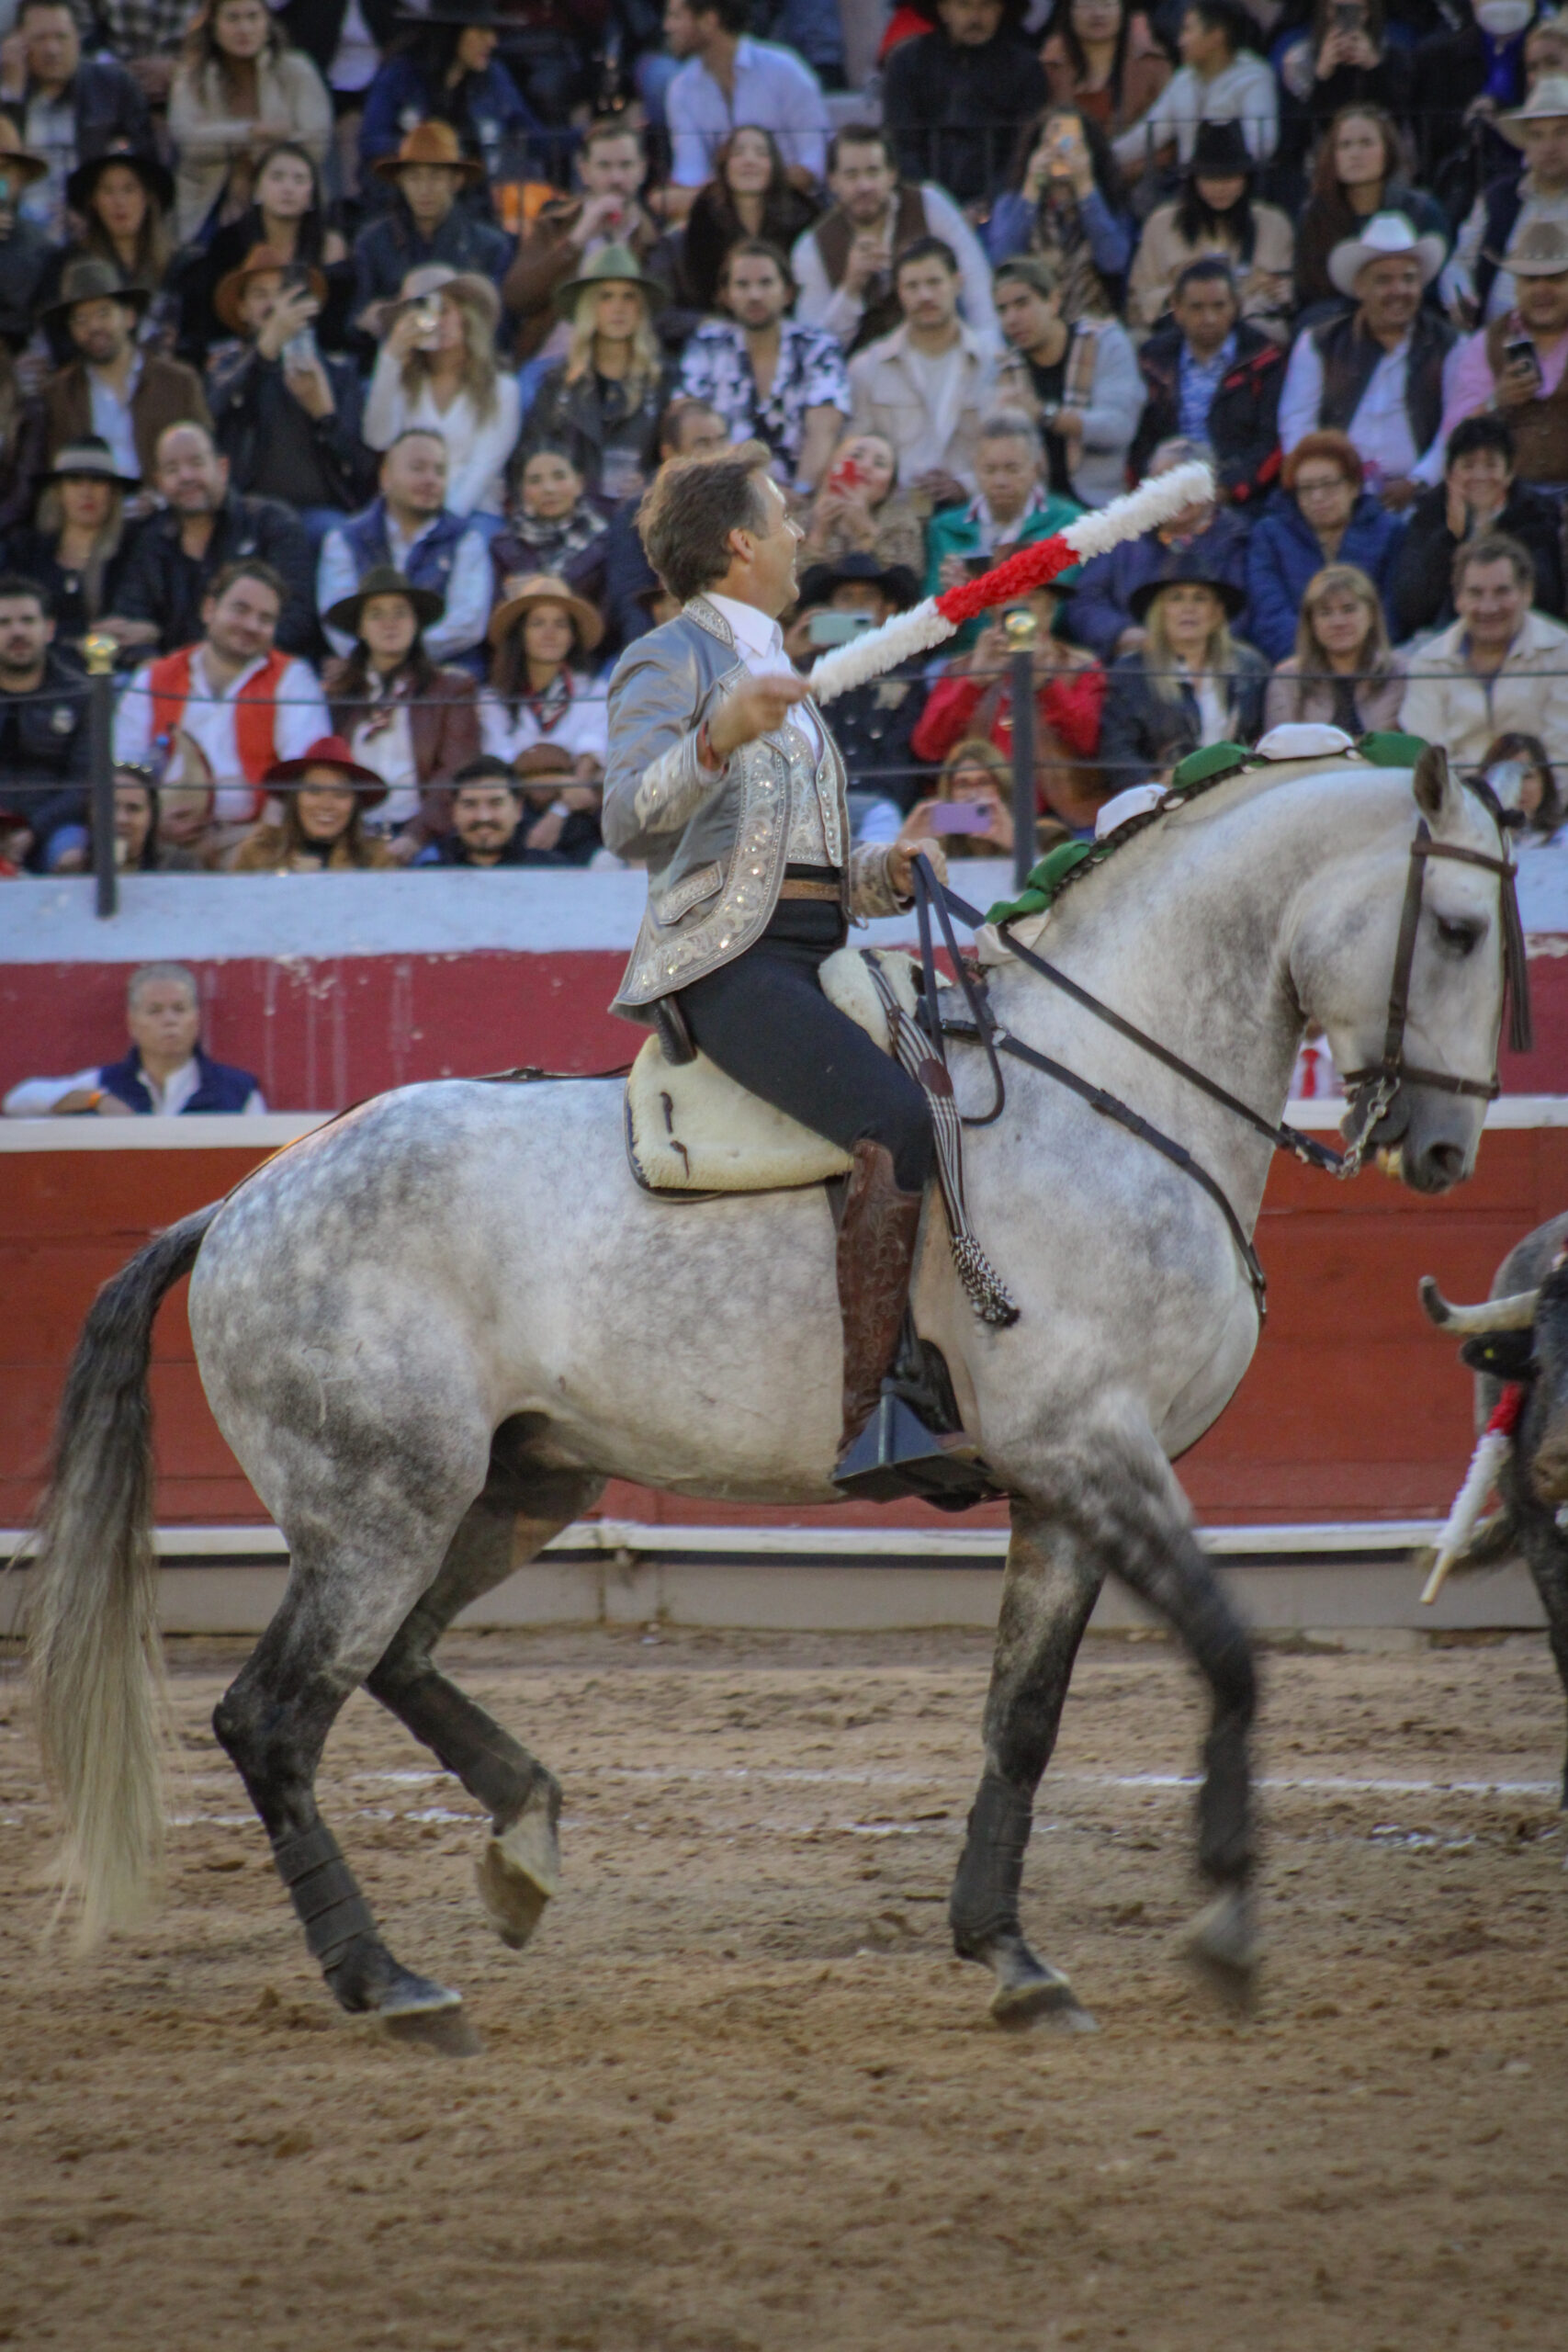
[
  {"xmin": 990, "ymin": 1973, "xmax": 1100, "ymax": 2034},
  {"xmin": 477, "ymin": 1795, "xmax": 560, "ymax": 1951},
  {"xmin": 375, "ymin": 1965, "xmax": 464, "ymax": 2017},
  {"xmin": 1180, "ymin": 1890, "xmax": 1260, "ymax": 2016}
]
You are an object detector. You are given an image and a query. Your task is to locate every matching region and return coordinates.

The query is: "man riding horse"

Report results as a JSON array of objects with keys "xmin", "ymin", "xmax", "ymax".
[{"xmin": 602, "ymin": 441, "xmax": 952, "ymax": 1485}]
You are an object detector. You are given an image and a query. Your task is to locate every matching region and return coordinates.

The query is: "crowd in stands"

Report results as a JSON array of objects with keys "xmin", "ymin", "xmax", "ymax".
[{"xmin": 6, "ymin": 0, "xmax": 1568, "ymax": 908}]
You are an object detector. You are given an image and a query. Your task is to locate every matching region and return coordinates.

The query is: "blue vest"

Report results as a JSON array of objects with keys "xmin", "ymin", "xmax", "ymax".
[
  {"xmin": 98, "ymin": 1046, "xmax": 259, "ymax": 1114},
  {"xmin": 339, "ymin": 500, "xmax": 469, "ymax": 603}
]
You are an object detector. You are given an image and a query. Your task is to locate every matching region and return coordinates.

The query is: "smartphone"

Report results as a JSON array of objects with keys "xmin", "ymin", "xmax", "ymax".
[
  {"xmin": 279, "ymin": 262, "xmax": 314, "ymax": 295},
  {"xmin": 282, "ymin": 325, "xmax": 319, "ymax": 369},
  {"xmin": 1504, "ymin": 334, "xmax": 1541, "ymax": 385},
  {"xmin": 412, "ymin": 296, "xmax": 444, "ymax": 345},
  {"xmin": 927, "ymin": 801, "xmax": 994, "ymax": 835},
  {"xmin": 807, "ymin": 609, "xmax": 874, "ymax": 646},
  {"xmin": 828, "ymin": 456, "xmax": 862, "ymax": 496},
  {"xmin": 962, "ymin": 554, "xmax": 993, "ymax": 580},
  {"xmin": 1332, "ymin": 0, "xmax": 1364, "ymax": 29}
]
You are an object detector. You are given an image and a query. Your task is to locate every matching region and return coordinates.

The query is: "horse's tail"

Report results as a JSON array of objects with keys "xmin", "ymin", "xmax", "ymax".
[{"xmin": 29, "ymin": 1204, "xmax": 222, "ymax": 1945}]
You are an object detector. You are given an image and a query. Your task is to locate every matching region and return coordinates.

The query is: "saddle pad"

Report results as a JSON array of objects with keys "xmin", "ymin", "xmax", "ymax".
[{"xmin": 626, "ymin": 947, "xmax": 927, "ymax": 1194}]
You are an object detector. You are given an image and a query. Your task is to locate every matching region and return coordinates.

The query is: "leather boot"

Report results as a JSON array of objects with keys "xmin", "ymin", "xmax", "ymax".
[{"xmin": 835, "ymin": 1139, "xmax": 924, "ymax": 1451}]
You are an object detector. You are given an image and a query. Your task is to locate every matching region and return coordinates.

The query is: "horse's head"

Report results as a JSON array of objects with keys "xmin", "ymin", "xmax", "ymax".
[{"xmin": 1292, "ymin": 745, "xmax": 1522, "ymax": 1197}]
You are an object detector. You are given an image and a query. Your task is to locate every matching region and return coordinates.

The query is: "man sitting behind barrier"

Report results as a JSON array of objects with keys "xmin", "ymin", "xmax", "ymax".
[
  {"xmin": 414, "ymin": 754, "xmax": 531, "ymax": 866},
  {"xmin": 318, "ymin": 428, "xmax": 491, "ymax": 670},
  {"xmin": 1, "ymin": 961, "xmax": 265, "ymax": 1117}
]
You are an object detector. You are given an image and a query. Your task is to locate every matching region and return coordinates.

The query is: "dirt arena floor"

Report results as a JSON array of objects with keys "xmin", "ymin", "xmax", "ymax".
[{"xmin": 3, "ymin": 1623, "xmax": 1568, "ymax": 2352}]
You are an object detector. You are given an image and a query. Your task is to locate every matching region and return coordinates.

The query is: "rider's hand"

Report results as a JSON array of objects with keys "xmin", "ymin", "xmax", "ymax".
[
  {"xmin": 890, "ymin": 836, "xmax": 948, "ymax": 898},
  {"xmin": 705, "ymin": 672, "xmax": 810, "ymax": 761}
]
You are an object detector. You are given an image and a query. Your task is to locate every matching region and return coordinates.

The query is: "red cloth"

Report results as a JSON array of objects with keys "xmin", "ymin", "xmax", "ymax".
[
  {"xmin": 146, "ymin": 645, "xmax": 291, "ymax": 786},
  {"xmin": 911, "ymin": 662, "xmax": 1107, "ymax": 779}
]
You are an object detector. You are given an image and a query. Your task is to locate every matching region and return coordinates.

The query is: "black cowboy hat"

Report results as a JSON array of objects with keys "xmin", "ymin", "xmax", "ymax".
[
  {"xmin": 1126, "ymin": 553, "xmax": 1247, "ymax": 625},
  {"xmin": 66, "ymin": 145, "xmax": 175, "ymax": 217},
  {"xmin": 1188, "ymin": 118, "xmax": 1253, "ymax": 182},
  {"xmin": 797, "ymin": 550, "xmax": 919, "ymax": 611},
  {"xmin": 324, "ymin": 562, "xmax": 446, "ymax": 638}
]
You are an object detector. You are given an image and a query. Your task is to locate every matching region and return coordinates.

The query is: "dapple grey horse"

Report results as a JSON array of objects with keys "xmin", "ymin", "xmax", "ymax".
[{"xmin": 30, "ymin": 742, "xmax": 1515, "ymax": 2031}]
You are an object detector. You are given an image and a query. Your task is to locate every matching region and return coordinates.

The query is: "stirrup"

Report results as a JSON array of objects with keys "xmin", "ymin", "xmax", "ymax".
[{"xmin": 832, "ymin": 1383, "xmax": 1001, "ymax": 1511}]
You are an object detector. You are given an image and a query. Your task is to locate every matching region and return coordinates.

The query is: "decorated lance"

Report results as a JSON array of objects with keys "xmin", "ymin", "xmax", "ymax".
[{"xmin": 806, "ymin": 458, "xmax": 1216, "ymax": 707}]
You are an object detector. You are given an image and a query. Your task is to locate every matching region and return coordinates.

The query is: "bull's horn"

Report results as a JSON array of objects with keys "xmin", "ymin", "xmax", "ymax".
[{"xmin": 1418, "ymin": 1277, "xmax": 1539, "ymax": 1332}]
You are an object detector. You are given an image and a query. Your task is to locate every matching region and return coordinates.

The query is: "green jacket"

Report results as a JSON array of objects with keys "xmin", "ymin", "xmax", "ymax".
[{"xmin": 923, "ymin": 487, "xmax": 1084, "ymax": 648}]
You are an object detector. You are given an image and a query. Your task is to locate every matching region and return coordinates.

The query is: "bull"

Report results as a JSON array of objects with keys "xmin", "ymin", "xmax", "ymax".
[{"xmin": 1421, "ymin": 1212, "xmax": 1568, "ymax": 1801}]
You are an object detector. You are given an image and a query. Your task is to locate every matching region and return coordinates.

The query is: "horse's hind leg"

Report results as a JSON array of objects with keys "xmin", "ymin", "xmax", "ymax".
[{"xmin": 367, "ymin": 1429, "xmax": 604, "ymax": 1950}]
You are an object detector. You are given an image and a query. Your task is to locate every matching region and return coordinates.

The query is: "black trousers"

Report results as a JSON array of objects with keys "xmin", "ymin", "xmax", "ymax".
[{"xmin": 677, "ymin": 897, "xmax": 934, "ymax": 1195}]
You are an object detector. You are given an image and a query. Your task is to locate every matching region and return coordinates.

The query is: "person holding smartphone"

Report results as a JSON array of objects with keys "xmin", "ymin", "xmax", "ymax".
[
  {"xmin": 1437, "ymin": 217, "xmax": 1568, "ymax": 494},
  {"xmin": 896, "ymin": 737, "xmax": 1018, "ymax": 862},
  {"xmin": 205, "ymin": 245, "xmax": 374, "ymax": 542}
]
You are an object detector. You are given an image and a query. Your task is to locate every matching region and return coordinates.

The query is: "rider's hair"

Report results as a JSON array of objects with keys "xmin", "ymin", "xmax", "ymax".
[
  {"xmin": 637, "ymin": 439, "xmax": 773, "ymax": 603},
  {"xmin": 1453, "ymin": 530, "xmax": 1535, "ymax": 595}
]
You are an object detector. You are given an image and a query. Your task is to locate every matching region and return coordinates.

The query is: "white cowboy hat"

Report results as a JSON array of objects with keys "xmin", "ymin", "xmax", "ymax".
[
  {"xmin": 1500, "ymin": 74, "xmax": 1568, "ymax": 146},
  {"xmin": 1327, "ymin": 209, "xmax": 1448, "ymax": 298}
]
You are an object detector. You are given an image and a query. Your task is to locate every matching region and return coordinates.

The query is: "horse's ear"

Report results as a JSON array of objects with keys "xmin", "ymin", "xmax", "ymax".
[{"xmin": 1412, "ymin": 741, "xmax": 1452, "ymax": 823}]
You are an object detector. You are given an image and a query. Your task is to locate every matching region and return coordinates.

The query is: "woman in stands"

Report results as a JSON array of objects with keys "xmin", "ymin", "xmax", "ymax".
[
  {"xmin": 1293, "ymin": 106, "xmax": 1449, "ymax": 315},
  {"xmin": 676, "ymin": 126, "xmax": 820, "ymax": 314},
  {"xmin": 1100, "ymin": 558, "xmax": 1268, "ymax": 786},
  {"xmin": 181, "ymin": 140, "xmax": 350, "ymax": 359},
  {"xmin": 1245, "ymin": 431, "xmax": 1401, "ymax": 665},
  {"xmin": 4, "ymin": 438, "xmax": 134, "ymax": 655},
  {"xmin": 229, "ymin": 738, "xmax": 395, "ymax": 871},
  {"xmin": 1477, "ymin": 731, "xmax": 1563, "ymax": 860},
  {"xmin": 321, "ymin": 564, "xmax": 480, "ymax": 854},
  {"xmin": 984, "ymin": 106, "xmax": 1133, "ymax": 320},
  {"xmin": 167, "ymin": 0, "xmax": 332, "ymax": 243},
  {"xmin": 896, "ymin": 736, "xmax": 1020, "ymax": 861},
  {"xmin": 1127, "ymin": 117, "xmax": 1293, "ymax": 338},
  {"xmin": 358, "ymin": 2, "xmax": 543, "ymax": 194},
  {"xmin": 521, "ymin": 245, "xmax": 671, "ymax": 503},
  {"xmin": 364, "ymin": 268, "xmax": 520, "ymax": 526},
  {"xmin": 50, "ymin": 153, "xmax": 178, "ymax": 356},
  {"xmin": 480, "ymin": 573, "xmax": 607, "ymax": 775},
  {"xmin": 1038, "ymin": 0, "xmax": 1170, "ymax": 137},
  {"xmin": 800, "ymin": 429, "xmax": 927, "ymax": 576},
  {"xmin": 911, "ymin": 584, "xmax": 1107, "ymax": 831},
  {"xmin": 1261, "ymin": 562, "xmax": 1405, "ymax": 736}
]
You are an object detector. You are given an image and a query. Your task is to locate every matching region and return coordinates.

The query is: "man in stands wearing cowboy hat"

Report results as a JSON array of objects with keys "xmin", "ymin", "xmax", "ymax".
[
  {"xmin": 40, "ymin": 256, "xmax": 208, "ymax": 486},
  {"xmin": 1279, "ymin": 210, "xmax": 1455, "ymax": 511},
  {"xmin": 1438, "ymin": 218, "xmax": 1568, "ymax": 494},
  {"xmin": 207, "ymin": 246, "xmax": 373, "ymax": 535},
  {"xmin": 352, "ymin": 119, "xmax": 513, "ymax": 333},
  {"xmin": 603, "ymin": 440, "xmax": 955, "ymax": 1488},
  {"xmin": 793, "ymin": 549, "xmax": 926, "ymax": 815},
  {"xmin": 1448, "ymin": 76, "xmax": 1568, "ymax": 326}
]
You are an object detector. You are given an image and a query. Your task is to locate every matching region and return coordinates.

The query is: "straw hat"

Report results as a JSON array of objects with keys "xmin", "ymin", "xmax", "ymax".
[
  {"xmin": 214, "ymin": 243, "xmax": 328, "ymax": 334},
  {"xmin": 551, "ymin": 240, "xmax": 667, "ymax": 320},
  {"xmin": 1500, "ymin": 74, "xmax": 1568, "ymax": 146},
  {"xmin": 372, "ymin": 119, "xmax": 483, "ymax": 187},
  {"xmin": 1491, "ymin": 216, "xmax": 1568, "ymax": 277},
  {"xmin": 389, "ymin": 262, "xmax": 500, "ymax": 333},
  {"xmin": 488, "ymin": 572, "xmax": 604, "ymax": 652},
  {"xmin": 1327, "ymin": 209, "xmax": 1447, "ymax": 297}
]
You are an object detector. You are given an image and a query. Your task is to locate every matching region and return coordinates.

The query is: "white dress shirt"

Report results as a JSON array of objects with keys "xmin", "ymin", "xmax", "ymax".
[
  {"xmin": 667, "ymin": 36, "xmax": 829, "ymax": 187},
  {"xmin": 705, "ymin": 591, "xmax": 825, "ymax": 763},
  {"xmin": 1279, "ymin": 329, "xmax": 1458, "ymax": 489},
  {"xmin": 88, "ymin": 352, "xmax": 145, "ymax": 482},
  {"xmin": 113, "ymin": 650, "xmax": 332, "ymax": 820},
  {"xmin": 316, "ymin": 513, "xmax": 492, "ymax": 662},
  {"xmin": 361, "ymin": 354, "xmax": 522, "ymax": 519}
]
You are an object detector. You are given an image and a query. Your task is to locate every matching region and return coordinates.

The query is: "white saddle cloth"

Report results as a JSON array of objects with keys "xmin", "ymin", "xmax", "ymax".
[{"xmin": 626, "ymin": 947, "xmax": 935, "ymax": 1194}]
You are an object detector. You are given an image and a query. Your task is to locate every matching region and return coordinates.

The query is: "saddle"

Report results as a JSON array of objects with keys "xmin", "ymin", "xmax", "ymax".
[{"xmin": 625, "ymin": 947, "xmax": 943, "ymax": 1195}]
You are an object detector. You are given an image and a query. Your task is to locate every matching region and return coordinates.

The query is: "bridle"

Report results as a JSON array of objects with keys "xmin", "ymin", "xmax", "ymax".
[{"xmin": 910, "ymin": 794, "xmax": 1531, "ymax": 1321}]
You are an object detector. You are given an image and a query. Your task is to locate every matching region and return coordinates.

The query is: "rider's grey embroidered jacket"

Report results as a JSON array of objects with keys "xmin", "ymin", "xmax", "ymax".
[{"xmin": 602, "ymin": 594, "xmax": 908, "ymax": 1017}]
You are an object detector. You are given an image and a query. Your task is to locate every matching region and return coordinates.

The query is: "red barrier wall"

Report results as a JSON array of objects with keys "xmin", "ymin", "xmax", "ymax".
[{"xmin": 7, "ymin": 1125, "xmax": 1567, "ymax": 1532}]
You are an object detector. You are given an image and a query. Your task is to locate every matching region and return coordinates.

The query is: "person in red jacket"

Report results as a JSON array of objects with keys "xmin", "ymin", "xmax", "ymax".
[{"xmin": 910, "ymin": 582, "xmax": 1106, "ymax": 830}]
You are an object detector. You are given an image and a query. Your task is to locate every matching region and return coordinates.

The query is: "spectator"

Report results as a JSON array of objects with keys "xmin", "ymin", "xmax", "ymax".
[
  {"xmin": 1400, "ymin": 529, "xmax": 1568, "ymax": 770},
  {"xmin": 521, "ymin": 243, "xmax": 671, "ymax": 502},
  {"xmin": 358, "ymin": 1, "xmax": 543, "ymax": 195},
  {"xmin": 41, "ymin": 260, "xmax": 210, "ymax": 488},
  {"xmin": 0, "ymin": 571, "xmax": 87, "ymax": 868},
  {"xmin": 1278, "ymin": 211, "xmax": 1454, "ymax": 510},
  {"xmin": 1245, "ymin": 430, "xmax": 1402, "ymax": 663},
  {"xmin": 1, "ymin": 961, "xmax": 265, "ymax": 1118},
  {"xmin": 1437, "ymin": 219, "xmax": 1568, "ymax": 492},
  {"xmin": 1298, "ymin": 105, "xmax": 1451, "ymax": 318},
  {"xmin": 1390, "ymin": 413, "xmax": 1565, "ymax": 639},
  {"xmin": 502, "ymin": 116, "xmax": 664, "ymax": 364},
  {"xmin": 798, "ymin": 424, "xmax": 928, "ymax": 575},
  {"xmin": 1448, "ymin": 78, "xmax": 1568, "ymax": 327},
  {"xmin": 321, "ymin": 562, "xmax": 480, "ymax": 844},
  {"xmin": 507, "ymin": 739, "xmax": 605, "ymax": 864},
  {"xmin": 562, "ymin": 393, "xmax": 728, "ymax": 654},
  {"xmin": 912, "ymin": 582, "xmax": 1107, "ymax": 826},
  {"xmin": 848, "ymin": 236, "xmax": 998, "ymax": 503},
  {"xmin": 492, "ymin": 447, "xmax": 607, "ymax": 586},
  {"xmin": 792, "ymin": 120, "xmax": 999, "ymax": 356},
  {"xmin": 1100, "ymin": 558, "xmax": 1268, "ymax": 786},
  {"xmin": 994, "ymin": 253, "xmax": 1143, "ymax": 507},
  {"xmin": 353, "ymin": 121, "xmax": 513, "ymax": 331},
  {"xmin": 48, "ymin": 764, "xmax": 164, "ymax": 874},
  {"xmin": 5, "ymin": 435, "xmax": 134, "ymax": 653},
  {"xmin": 154, "ymin": 779, "xmax": 220, "ymax": 869},
  {"xmin": 679, "ymin": 238, "xmax": 851, "ymax": 493},
  {"xmin": 181, "ymin": 140, "xmax": 351, "ymax": 364},
  {"xmin": 230, "ymin": 734, "xmax": 395, "ymax": 870},
  {"xmin": 661, "ymin": 0, "xmax": 830, "ymax": 205},
  {"xmin": 318, "ymin": 427, "xmax": 508, "ymax": 668},
  {"xmin": 983, "ymin": 107, "xmax": 1134, "ymax": 322},
  {"xmin": 206, "ymin": 247, "xmax": 373, "ymax": 537},
  {"xmin": 0, "ymin": 119, "xmax": 54, "ymax": 330},
  {"xmin": 1126, "ymin": 118, "xmax": 1294, "ymax": 341},
  {"xmin": 1274, "ymin": 0, "xmax": 1413, "ymax": 196},
  {"xmin": 1479, "ymin": 729, "xmax": 1564, "ymax": 863},
  {"xmin": 1261, "ymin": 560, "xmax": 1407, "ymax": 734},
  {"xmin": 51, "ymin": 150, "xmax": 178, "ymax": 359},
  {"xmin": 1412, "ymin": 0, "xmax": 1534, "ymax": 188},
  {"xmin": 1038, "ymin": 0, "xmax": 1171, "ymax": 140},
  {"xmin": 481, "ymin": 572, "xmax": 607, "ymax": 772},
  {"xmin": 412, "ymin": 754, "xmax": 536, "ymax": 865},
  {"xmin": 113, "ymin": 559, "xmax": 331, "ymax": 830},
  {"xmin": 1127, "ymin": 259, "xmax": 1284, "ymax": 510},
  {"xmin": 94, "ymin": 0, "xmax": 197, "ymax": 108},
  {"xmin": 104, "ymin": 421, "xmax": 315, "ymax": 658},
  {"xmin": 675, "ymin": 125, "xmax": 820, "ymax": 315},
  {"xmin": 0, "ymin": 0, "xmax": 152, "ymax": 243},
  {"xmin": 0, "ymin": 317, "xmax": 44, "ymax": 540},
  {"xmin": 797, "ymin": 549, "xmax": 926, "ymax": 810},
  {"xmin": 1070, "ymin": 434, "xmax": 1251, "ymax": 656},
  {"xmin": 166, "ymin": 0, "xmax": 332, "ymax": 245},
  {"xmin": 895, "ymin": 733, "xmax": 1019, "ymax": 859},
  {"xmin": 882, "ymin": 0, "xmax": 1050, "ymax": 209},
  {"xmin": 1112, "ymin": 0, "xmax": 1278, "ymax": 182},
  {"xmin": 924, "ymin": 410, "xmax": 1081, "ymax": 611},
  {"xmin": 364, "ymin": 266, "xmax": 519, "ymax": 526}
]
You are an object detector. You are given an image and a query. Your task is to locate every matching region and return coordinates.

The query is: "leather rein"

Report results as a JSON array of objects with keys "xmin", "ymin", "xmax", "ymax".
[{"xmin": 909, "ymin": 811, "xmax": 1531, "ymax": 1324}]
